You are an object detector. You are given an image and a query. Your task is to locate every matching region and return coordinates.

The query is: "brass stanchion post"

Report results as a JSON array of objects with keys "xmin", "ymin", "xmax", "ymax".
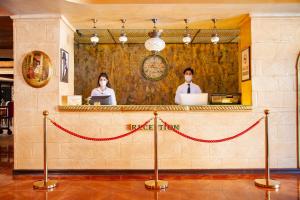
[
  {"xmin": 145, "ymin": 111, "xmax": 168, "ymax": 190},
  {"xmin": 254, "ymin": 109, "xmax": 280, "ymax": 189},
  {"xmin": 33, "ymin": 110, "xmax": 57, "ymax": 190},
  {"xmin": 265, "ymin": 191, "xmax": 271, "ymax": 200}
]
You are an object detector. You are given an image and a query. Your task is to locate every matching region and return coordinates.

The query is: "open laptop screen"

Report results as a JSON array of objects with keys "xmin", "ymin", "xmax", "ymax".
[
  {"xmin": 90, "ymin": 95, "xmax": 111, "ymax": 105},
  {"xmin": 179, "ymin": 93, "xmax": 208, "ymax": 105}
]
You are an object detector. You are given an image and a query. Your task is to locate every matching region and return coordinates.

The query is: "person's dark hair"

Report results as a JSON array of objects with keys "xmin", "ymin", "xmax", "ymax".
[
  {"xmin": 97, "ymin": 72, "xmax": 111, "ymax": 88},
  {"xmin": 183, "ymin": 67, "xmax": 194, "ymax": 75}
]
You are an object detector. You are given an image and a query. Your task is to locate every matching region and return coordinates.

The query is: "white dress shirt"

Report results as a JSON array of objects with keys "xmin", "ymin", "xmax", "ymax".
[
  {"xmin": 175, "ymin": 82, "xmax": 202, "ymax": 104},
  {"xmin": 91, "ymin": 87, "xmax": 117, "ymax": 105}
]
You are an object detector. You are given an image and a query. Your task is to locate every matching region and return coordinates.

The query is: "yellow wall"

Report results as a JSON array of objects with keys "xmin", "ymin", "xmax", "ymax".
[{"xmin": 239, "ymin": 16, "xmax": 252, "ymax": 105}]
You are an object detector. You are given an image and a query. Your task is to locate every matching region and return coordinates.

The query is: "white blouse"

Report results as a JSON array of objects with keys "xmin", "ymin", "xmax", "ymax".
[{"xmin": 91, "ymin": 87, "xmax": 117, "ymax": 105}]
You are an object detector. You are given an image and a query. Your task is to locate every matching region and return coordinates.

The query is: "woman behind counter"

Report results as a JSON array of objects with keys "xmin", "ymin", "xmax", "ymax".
[{"xmin": 91, "ymin": 72, "xmax": 117, "ymax": 105}]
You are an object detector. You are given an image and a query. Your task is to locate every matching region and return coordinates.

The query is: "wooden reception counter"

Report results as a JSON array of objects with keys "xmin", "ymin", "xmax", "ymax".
[
  {"xmin": 58, "ymin": 105, "xmax": 252, "ymax": 112},
  {"xmin": 16, "ymin": 103, "xmax": 289, "ymax": 171},
  {"xmin": 40, "ymin": 104, "xmax": 262, "ymax": 171}
]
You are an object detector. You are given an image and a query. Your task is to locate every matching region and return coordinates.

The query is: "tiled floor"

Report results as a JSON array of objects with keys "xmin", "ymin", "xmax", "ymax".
[
  {"xmin": 0, "ymin": 163, "xmax": 299, "ymax": 200},
  {"xmin": 0, "ymin": 131, "xmax": 13, "ymax": 146},
  {"xmin": 0, "ymin": 133, "xmax": 13, "ymax": 163}
]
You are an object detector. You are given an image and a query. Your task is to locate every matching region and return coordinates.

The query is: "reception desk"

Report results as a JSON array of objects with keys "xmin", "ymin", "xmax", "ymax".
[
  {"xmin": 14, "ymin": 100, "xmax": 296, "ymax": 171},
  {"xmin": 18, "ymin": 104, "xmax": 271, "ymax": 171}
]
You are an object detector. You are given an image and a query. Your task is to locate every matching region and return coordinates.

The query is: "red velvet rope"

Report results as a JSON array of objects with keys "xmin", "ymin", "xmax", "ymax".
[
  {"xmin": 159, "ymin": 117, "xmax": 264, "ymax": 143},
  {"xmin": 49, "ymin": 118, "xmax": 152, "ymax": 141}
]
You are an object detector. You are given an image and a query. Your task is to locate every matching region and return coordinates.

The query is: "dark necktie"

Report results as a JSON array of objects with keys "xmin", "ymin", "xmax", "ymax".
[{"xmin": 187, "ymin": 84, "xmax": 190, "ymax": 94}]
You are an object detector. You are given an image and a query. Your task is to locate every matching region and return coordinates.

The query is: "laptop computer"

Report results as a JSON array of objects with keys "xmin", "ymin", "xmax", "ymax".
[
  {"xmin": 90, "ymin": 95, "xmax": 111, "ymax": 105},
  {"xmin": 179, "ymin": 93, "xmax": 208, "ymax": 105}
]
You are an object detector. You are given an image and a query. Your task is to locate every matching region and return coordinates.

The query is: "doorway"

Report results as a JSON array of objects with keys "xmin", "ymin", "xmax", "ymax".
[
  {"xmin": 0, "ymin": 16, "xmax": 13, "ymax": 165},
  {"xmin": 296, "ymin": 52, "xmax": 300, "ymax": 168}
]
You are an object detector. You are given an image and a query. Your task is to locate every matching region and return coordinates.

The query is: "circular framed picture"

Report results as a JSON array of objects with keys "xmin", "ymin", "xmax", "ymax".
[
  {"xmin": 141, "ymin": 54, "xmax": 168, "ymax": 81},
  {"xmin": 22, "ymin": 51, "xmax": 53, "ymax": 88}
]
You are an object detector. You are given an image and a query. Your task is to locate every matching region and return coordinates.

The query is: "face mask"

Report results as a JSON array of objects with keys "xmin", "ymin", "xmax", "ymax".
[
  {"xmin": 185, "ymin": 75, "xmax": 192, "ymax": 82},
  {"xmin": 99, "ymin": 80, "xmax": 107, "ymax": 88}
]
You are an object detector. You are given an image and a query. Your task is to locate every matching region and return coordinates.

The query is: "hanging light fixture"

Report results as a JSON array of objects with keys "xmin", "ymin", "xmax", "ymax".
[
  {"xmin": 211, "ymin": 18, "xmax": 220, "ymax": 45},
  {"xmin": 145, "ymin": 18, "xmax": 165, "ymax": 53},
  {"xmin": 182, "ymin": 19, "xmax": 192, "ymax": 45},
  {"xmin": 119, "ymin": 19, "xmax": 128, "ymax": 44},
  {"xmin": 90, "ymin": 19, "xmax": 99, "ymax": 45}
]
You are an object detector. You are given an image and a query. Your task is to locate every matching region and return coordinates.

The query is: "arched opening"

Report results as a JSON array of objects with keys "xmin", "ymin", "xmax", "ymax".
[{"xmin": 296, "ymin": 52, "xmax": 300, "ymax": 168}]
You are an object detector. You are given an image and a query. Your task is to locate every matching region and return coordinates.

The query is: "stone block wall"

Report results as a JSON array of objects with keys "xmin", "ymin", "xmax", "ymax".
[{"xmin": 13, "ymin": 15, "xmax": 300, "ymax": 170}]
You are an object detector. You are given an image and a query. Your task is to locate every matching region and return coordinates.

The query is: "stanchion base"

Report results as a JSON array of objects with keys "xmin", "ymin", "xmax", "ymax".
[
  {"xmin": 254, "ymin": 179, "xmax": 280, "ymax": 189},
  {"xmin": 33, "ymin": 180, "xmax": 58, "ymax": 190},
  {"xmin": 145, "ymin": 180, "xmax": 168, "ymax": 190}
]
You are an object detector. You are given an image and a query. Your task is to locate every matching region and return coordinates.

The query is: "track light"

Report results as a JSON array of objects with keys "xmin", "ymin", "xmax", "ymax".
[
  {"xmin": 90, "ymin": 19, "xmax": 99, "ymax": 45},
  {"xmin": 182, "ymin": 19, "xmax": 191, "ymax": 45},
  {"xmin": 119, "ymin": 19, "xmax": 128, "ymax": 44},
  {"xmin": 211, "ymin": 18, "xmax": 219, "ymax": 44}
]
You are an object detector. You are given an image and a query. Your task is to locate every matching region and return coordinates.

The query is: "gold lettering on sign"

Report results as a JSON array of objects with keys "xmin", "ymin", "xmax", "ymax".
[{"xmin": 126, "ymin": 124, "xmax": 180, "ymax": 131}]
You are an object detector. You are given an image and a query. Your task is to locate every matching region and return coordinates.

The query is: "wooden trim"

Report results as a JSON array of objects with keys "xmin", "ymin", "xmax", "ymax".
[
  {"xmin": 13, "ymin": 168, "xmax": 300, "ymax": 176},
  {"xmin": 58, "ymin": 105, "xmax": 252, "ymax": 112},
  {"xmin": 107, "ymin": 29, "xmax": 117, "ymax": 44},
  {"xmin": 238, "ymin": 14, "xmax": 250, "ymax": 27},
  {"xmin": 190, "ymin": 29, "xmax": 201, "ymax": 43},
  {"xmin": 250, "ymin": 13, "xmax": 300, "ymax": 18},
  {"xmin": 296, "ymin": 51, "xmax": 300, "ymax": 169},
  {"xmin": 0, "ymin": 61, "xmax": 13, "ymax": 68}
]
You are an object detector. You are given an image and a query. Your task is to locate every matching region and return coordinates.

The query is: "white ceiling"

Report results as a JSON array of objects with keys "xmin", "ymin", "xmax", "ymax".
[{"xmin": 0, "ymin": 0, "xmax": 299, "ymax": 29}]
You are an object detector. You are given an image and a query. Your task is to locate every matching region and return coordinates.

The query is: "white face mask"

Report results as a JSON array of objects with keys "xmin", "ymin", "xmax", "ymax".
[
  {"xmin": 99, "ymin": 80, "xmax": 107, "ymax": 88},
  {"xmin": 185, "ymin": 75, "xmax": 192, "ymax": 82}
]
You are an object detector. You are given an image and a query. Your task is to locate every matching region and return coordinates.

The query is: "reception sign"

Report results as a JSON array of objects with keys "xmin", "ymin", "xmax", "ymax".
[{"xmin": 127, "ymin": 123, "xmax": 180, "ymax": 131}]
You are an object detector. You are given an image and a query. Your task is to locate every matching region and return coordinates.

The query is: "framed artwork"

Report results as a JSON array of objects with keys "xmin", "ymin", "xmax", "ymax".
[
  {"xmin": 22, "ymin": 50, "xmax": 52, "ymax": 88},
  {"xmin": 241, "ymin": 47, "xmax": 251, "ymax": 82},
  {"xmin": 60, "ymin": 49, "xmax": 69, "ymax": 83}
]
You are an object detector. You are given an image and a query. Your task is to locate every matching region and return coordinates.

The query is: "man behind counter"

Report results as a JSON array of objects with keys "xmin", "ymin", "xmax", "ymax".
[{"xmin": 175, "ymin": 67, "xmax": 202, "ymax": 104}]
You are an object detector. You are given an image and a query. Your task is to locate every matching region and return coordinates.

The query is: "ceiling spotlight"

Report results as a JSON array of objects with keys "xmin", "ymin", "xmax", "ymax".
[
  {"xmin": 211, "ymin": 18, "xmax": 220, "ymax": 45},
  {"xmin": 119, "ymin": 19, "xmax": 128, "ymax": 44},
  {"xmin": 145, "ymin": 18, "xmax": 165, "ymax": 53},
  {"xmin": 182, "ymin": 19, "xmax": 192, "ymax": 45},
  {"xmin": 90, "ymin": 19, "xmax": 99, "ymax": 45}
]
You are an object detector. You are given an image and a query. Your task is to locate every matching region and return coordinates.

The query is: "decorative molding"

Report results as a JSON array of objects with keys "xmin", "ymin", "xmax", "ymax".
[
  {"xmin": 238, "ymin": 15, "xmax": 251, "ymax": 27},
  {"xmin": 58, "ymin": 105, "xmax": 252, "ymax": 112},
  {"xmin": 10, "ymin": 14, "xmax": 76, "ymax": 32},
  {"xmin": 10, "ymin": 14, "xmax": 62, "ymax": 20},
  {"xmin": 250, "ymin": 12, "xmax": 300, "ymax": 18},
  {"xmin": 61, "ymin": 15, "xmax": 76, "ymax": 33}
]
